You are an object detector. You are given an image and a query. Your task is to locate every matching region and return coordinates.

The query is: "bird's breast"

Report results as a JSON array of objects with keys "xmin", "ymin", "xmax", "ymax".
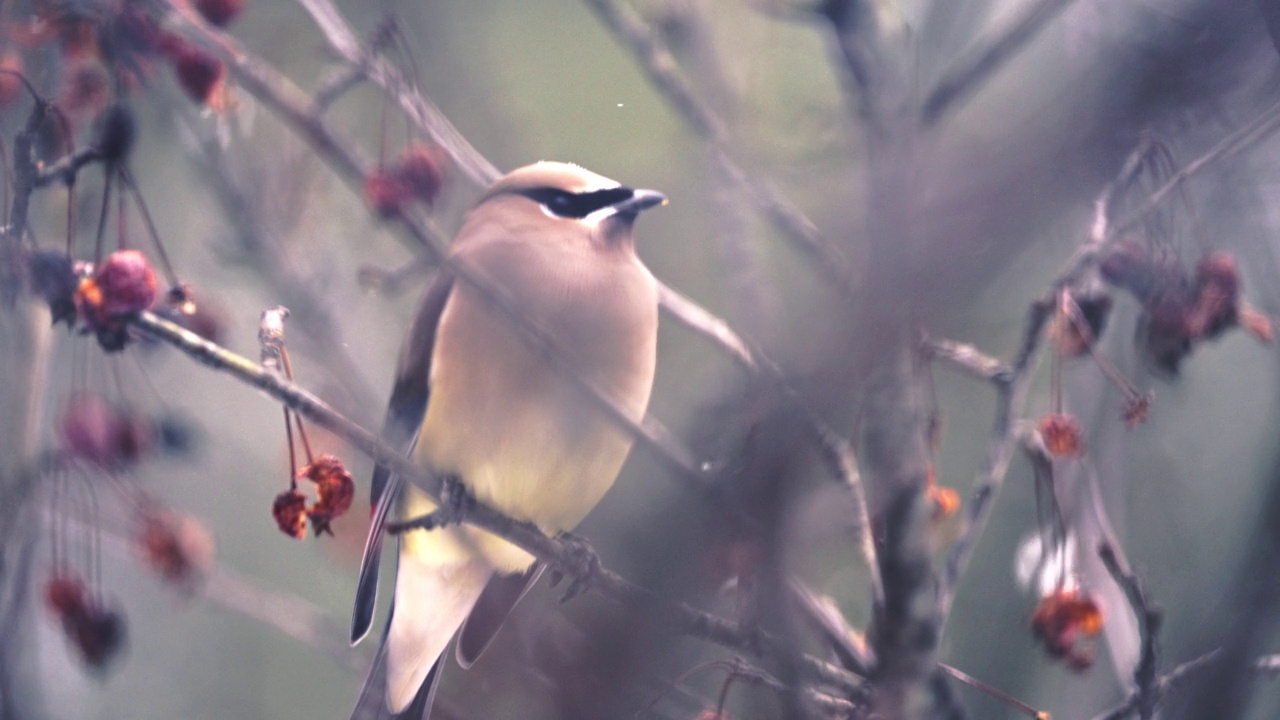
[{"xmin": 411, "ymin": 239, "xmax": 657, "ymax": 571}]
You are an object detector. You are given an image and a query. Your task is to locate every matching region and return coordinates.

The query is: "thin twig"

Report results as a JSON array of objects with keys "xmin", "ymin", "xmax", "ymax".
[
  {"xmin": 938, "ymin": 662, "xmax": 1049, "ymax": 719},
  {"xmin": 293, "ymin": 0, "xmax": 500, "ymax": 187},
  {"xmin": 579, "ymin": 0, "xmax": 855, "ymax": 296},
  {"xmin": 1099, "ymin": 542, "xmax": 1161, "ymax": 719},
  {"xmin": 937, "ymin": 299, "xmax": 1052, "ymax": 615},
  {"xmin": 1110, "ymin": 95, "xmax": 1280, "ymax": 239},
  {"xmin": 157, "ymin": 1, "xmax": 707, "ymax": 487},
  {"xmin": 127, "ymin": 310, "xmax": 868, "ymax": 698},
  {"xmin": 922, "ymin": 0, "xmax": 1081, "ymax": 125},
  {"xmin": 920, "ymin": 336, "xmax": 1013, "ymax": 384}
]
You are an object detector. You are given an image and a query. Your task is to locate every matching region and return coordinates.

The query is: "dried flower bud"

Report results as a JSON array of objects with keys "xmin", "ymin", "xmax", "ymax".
[
  {"xmin": 1121, "ymin": 393, "xmax": 1152, "ymax": 429},
  {"xmin": 272, "ymin": 488, "xmax": 308, "ymax": 539},
  {"xmin": 1038, "ymin": 413, "xmax": 1083, "ymax": 458},
  {"xmin": 1031, "ymin": 589, "xmax": 1103, "ymax": 670},
  {"xmin": 194, "ymin": 0, "xmax": 246, "ymax": 27},
  {"xmin": 300, "ymin": 454, "xmax": 355, "ymax": 536}
]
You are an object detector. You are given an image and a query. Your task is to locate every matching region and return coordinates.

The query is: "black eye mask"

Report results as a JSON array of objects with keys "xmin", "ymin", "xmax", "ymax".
[{"xmin": 518, "ymin": 187, "xmax": 635, "ymax": 219}]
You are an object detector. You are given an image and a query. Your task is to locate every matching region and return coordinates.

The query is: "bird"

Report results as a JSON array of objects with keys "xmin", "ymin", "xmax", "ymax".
[{"xmin": 348, "ymin": 161, "xmax": 665, "ymax": 719}]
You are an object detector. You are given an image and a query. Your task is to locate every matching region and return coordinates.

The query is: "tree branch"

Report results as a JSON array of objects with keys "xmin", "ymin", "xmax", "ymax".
[
  {"xmin": 127, "ymin": 310, "xmax": 868, "ymax": 698},
  {"xmin": 922, "ymin": 0, "xmax": 1081, "ymax": 125}
]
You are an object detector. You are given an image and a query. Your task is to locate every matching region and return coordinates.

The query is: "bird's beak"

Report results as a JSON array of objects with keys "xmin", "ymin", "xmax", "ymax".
[{"xmin": 613, "ymin": 189, "xmax": 667, "ymax": 216}]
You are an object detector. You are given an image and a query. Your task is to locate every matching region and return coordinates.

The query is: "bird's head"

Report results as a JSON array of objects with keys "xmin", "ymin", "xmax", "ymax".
[{"xmin": 474, "ymin": 161, "xmax": 666, "ymax": 248}]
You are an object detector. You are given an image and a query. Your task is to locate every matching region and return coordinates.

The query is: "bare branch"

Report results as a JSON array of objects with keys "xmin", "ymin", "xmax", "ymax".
[
  {"xmin": 922, "ymin": 0, "xmax": 1081, "ymax": 125},
  {"xmin": 295, "ymin": 0, "xmax": 501, "ymax": 186},
  {"xmin": 127, "ymin": 310, "xmax": 868, "ymax": 698},
  {"xmin": 1099, "ymin": 542, "xmax": 1162, "ymax": 719},
  {"xmin": 920, "ymin": 336, "xmax": 1013, "ymax": 385},
  {"xmin": 938, "ymin": 299, "xmax": 1053, "ymax": 614},
  {"xmin": 1110, "ymin": 96, "xmax": 1280, "ymax": 239},
  {"xmin": 581, "ymin": 0, "xmax": 856, "ymax": 296},
  {"xmin": 156, "ymin": 1, "xmax": 707, "ymax": 487}
]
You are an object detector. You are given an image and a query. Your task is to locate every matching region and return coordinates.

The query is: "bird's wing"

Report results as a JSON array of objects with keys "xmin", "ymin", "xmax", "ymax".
[
  {"xmin": 455, "ymin": 562, "xmax": 546, "ymax": 668},
  {"xmin": 349, "ymin": 603, "xmax": 443, "ymax": 720},
  {"xmin": 351, "ymin": 270, "xmax": 457, "ymax": 645}
]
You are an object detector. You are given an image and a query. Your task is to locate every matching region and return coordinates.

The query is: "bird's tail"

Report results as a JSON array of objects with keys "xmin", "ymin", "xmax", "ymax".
[{"xmin": 384, "ymin": 552, "xmax": 490, "ymax": 714}]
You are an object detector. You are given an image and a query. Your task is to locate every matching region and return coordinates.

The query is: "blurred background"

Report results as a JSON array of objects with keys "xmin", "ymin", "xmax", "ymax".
[{"xmin": 3, "ymin": 0, "xmax": 1280, "ymax": 718}]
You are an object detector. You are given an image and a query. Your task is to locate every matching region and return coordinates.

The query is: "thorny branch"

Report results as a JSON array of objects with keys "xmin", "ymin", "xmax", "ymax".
[{"xmin": 127, "ymin": 310, "xmax": 869, "ymax": 700}]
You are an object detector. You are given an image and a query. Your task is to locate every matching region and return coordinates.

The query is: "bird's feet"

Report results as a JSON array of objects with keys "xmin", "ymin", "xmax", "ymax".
[
  {"xmin": 549, "ymin": 531, "xmax": 600, "ymax": 603},
  {"xmin": 385, "ymin": 473, "xmax": 471, "ymax": 534}
]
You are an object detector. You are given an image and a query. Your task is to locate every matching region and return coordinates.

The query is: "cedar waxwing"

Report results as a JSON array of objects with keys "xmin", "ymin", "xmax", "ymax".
[{"xmin": 348, "ymin": 162, "xmax": 665, "ymax": 719}]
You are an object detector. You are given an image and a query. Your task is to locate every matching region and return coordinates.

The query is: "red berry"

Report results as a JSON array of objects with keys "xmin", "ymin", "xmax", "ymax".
[
  {"xmin": 194, "ymin": 0, "xmax": 245, "ymax": 27},
  {"xmin": 0, "ymin": 51, "xmax": 25, "ymax": 109},
  {"xmin": 272, "ymin": 489, "xmax": 308, "ymax": 539},
  {"xmin": 299, "ymin": 454, "xmax": 355, "ymax": 536},
  {"xmin": 396, "ymin": 146, "xmax": 443, "ymax": 206},
  {"xmin": 1038, "ymin": 413, "xmax": 1083, "ymax": 458},
  {"xmin": 171, "ymin": 46, "xmax": 224, "ymax": 104},
  {"xmin": 94, "ymin": 249, "xmax": 158, "ymax": 317},
  {"xmin": 60, "ymin": 392, "xmax": 152, "ymax": 469},
  {"xmin": 363, "ymin": 170, "xmax": 412, "ymax": 217},
  {"xmin": 45, "ymin": 574, "xmax": 88, "ymax": 617}
]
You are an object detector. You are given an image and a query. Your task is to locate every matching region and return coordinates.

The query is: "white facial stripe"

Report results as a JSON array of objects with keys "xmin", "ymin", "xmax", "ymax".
[{"xmin": 582, "ymin": 205, "xmax": 619, "ymax": 225}]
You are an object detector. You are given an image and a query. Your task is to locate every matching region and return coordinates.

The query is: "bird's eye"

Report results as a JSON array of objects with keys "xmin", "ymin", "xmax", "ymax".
[{"xmin": 548, "ymin": 193, "xmax": 573, "ymax": 211}]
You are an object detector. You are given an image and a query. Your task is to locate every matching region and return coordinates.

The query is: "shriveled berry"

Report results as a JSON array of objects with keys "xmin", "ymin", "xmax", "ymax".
[
  {"xmin": 1038, "ymin": 413, "xmax": 1083, "ymax": 458},
  {"xmin": 272, "ymin": 488, "xmax": 308, "ymax": 539},
  {"xmin": 1031, "ymin": 589, "xmax": 1103, "ymax": 671},
  {"xmin": 300, "ymin": 454, "xmax": 355, "ymax": 536}
]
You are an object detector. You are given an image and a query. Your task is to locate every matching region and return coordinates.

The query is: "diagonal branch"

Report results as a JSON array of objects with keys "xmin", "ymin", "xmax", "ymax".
[
  {"xmin": 580, "ymin": 0, "xmax": 857, "ymax": 296},
  {"xmin": 156, "ymin": 1, "xmax": 706, "ymax": 487},
  {"xmin": 922, "ymin": 0, "xmax": 1081, "ymax": 125},
  {"xmin": 128, "ymin": 310, "xmax": 868, "ymax": 699}
]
